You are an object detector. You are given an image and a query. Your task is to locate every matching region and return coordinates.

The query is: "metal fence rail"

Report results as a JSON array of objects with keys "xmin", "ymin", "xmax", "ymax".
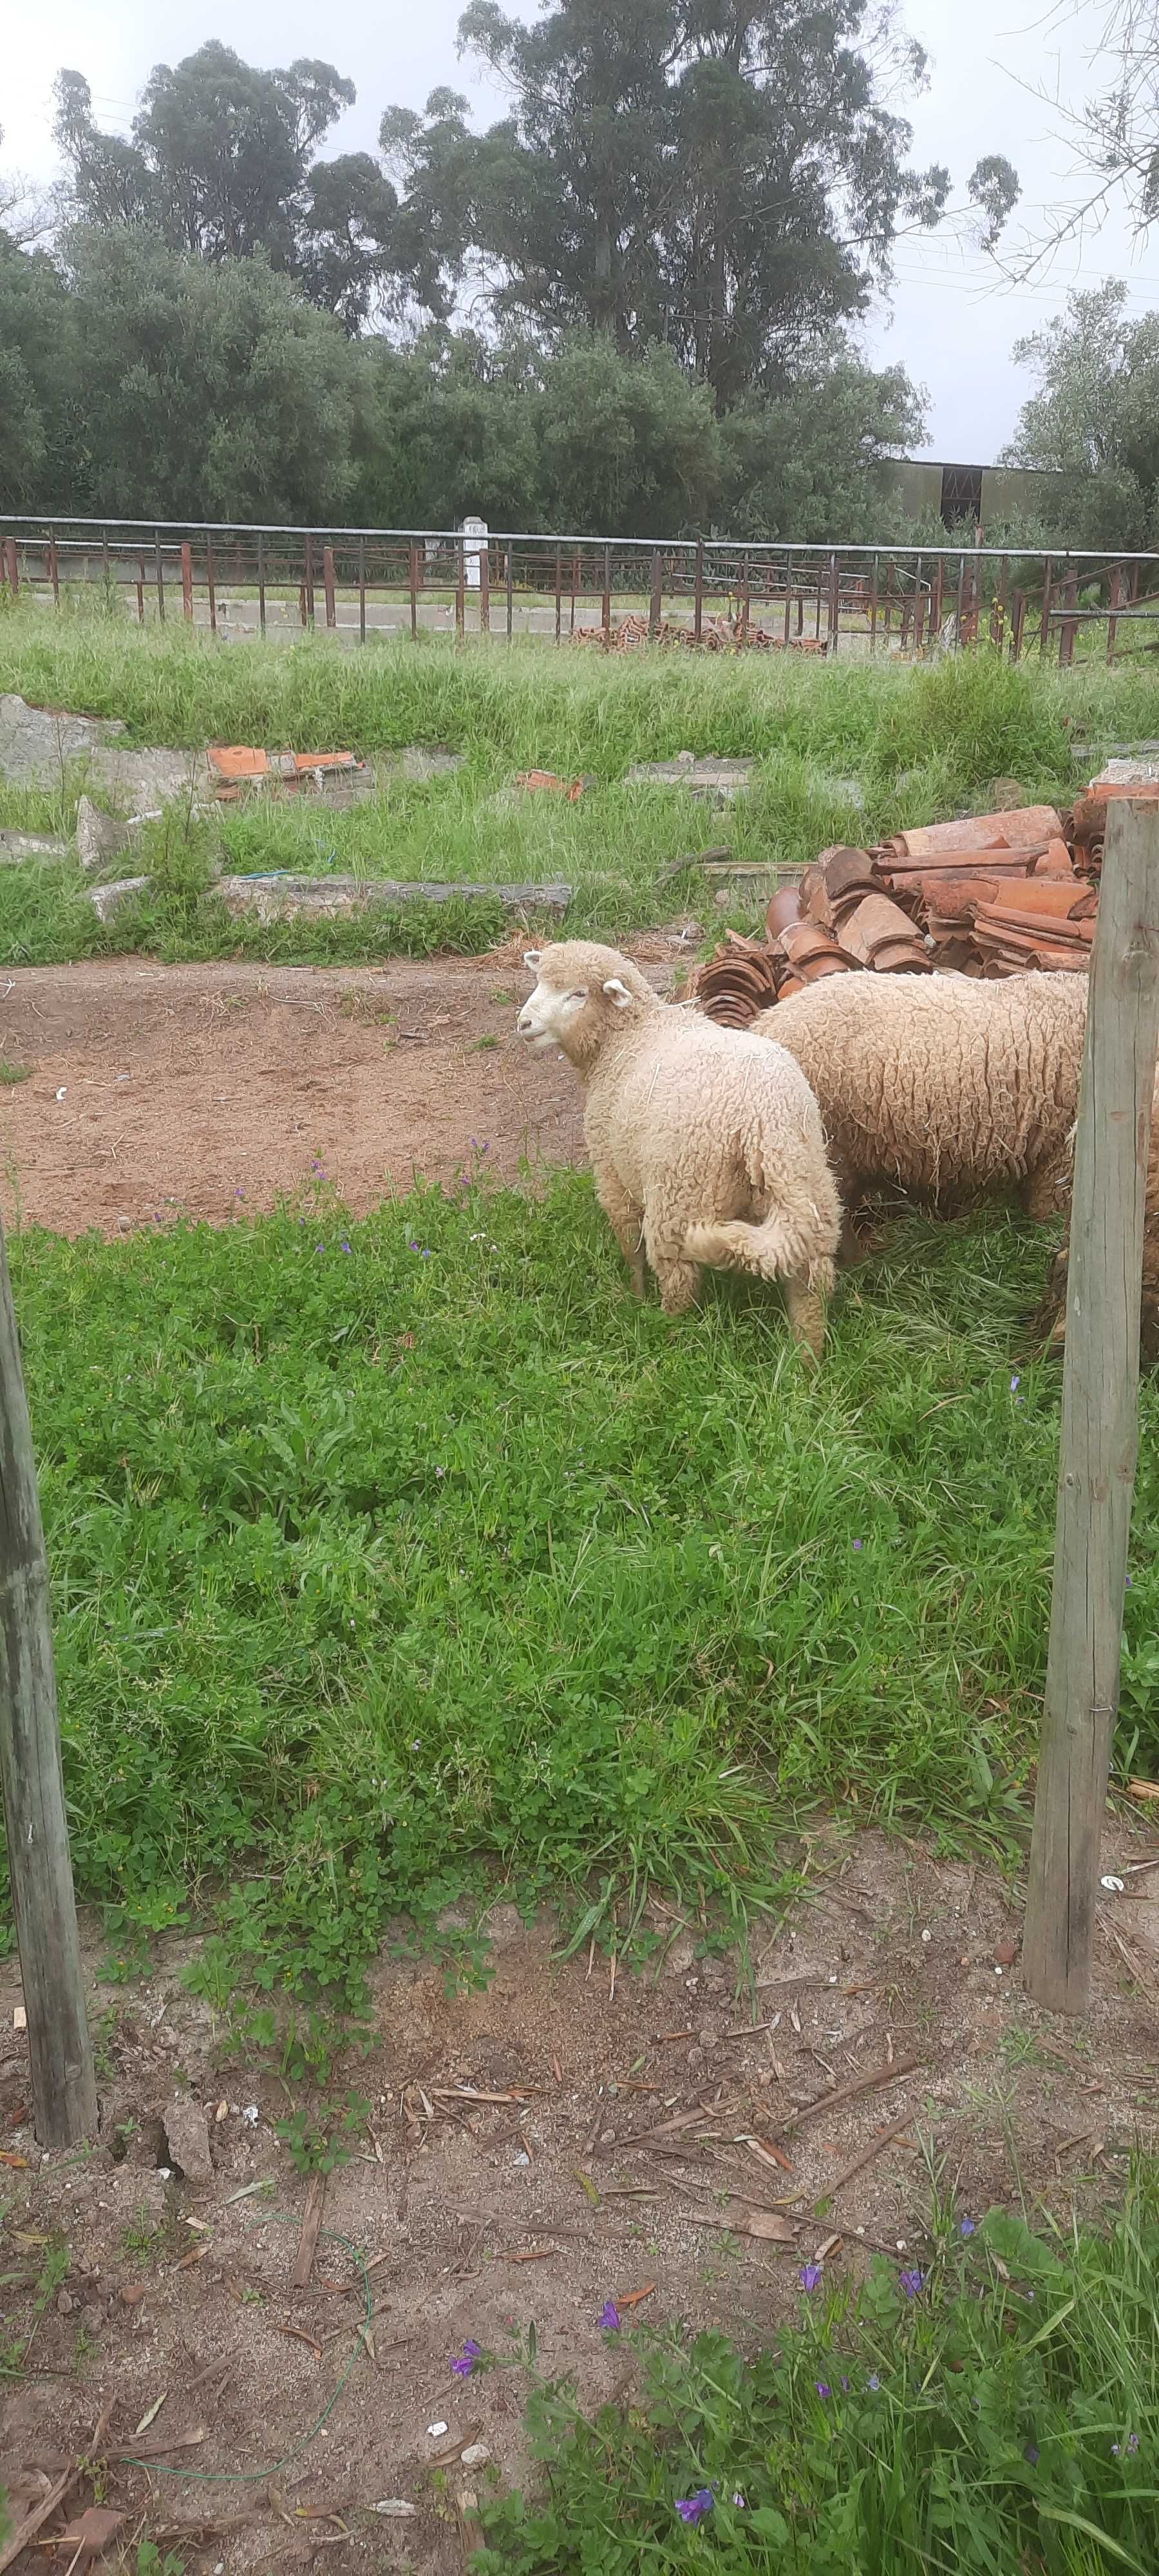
[{"xmin": 2, "ymin": 516, "xmax": 1158, "ymax": 665}]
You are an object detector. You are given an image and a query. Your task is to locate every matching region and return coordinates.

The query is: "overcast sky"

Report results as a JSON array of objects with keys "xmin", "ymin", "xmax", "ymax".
[{"xmin": 5, "ymin": 0, "xmax": 1156, "ymax": 461}]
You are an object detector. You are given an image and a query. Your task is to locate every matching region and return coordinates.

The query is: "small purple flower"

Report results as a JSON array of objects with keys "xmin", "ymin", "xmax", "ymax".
[
  {"xmin": 1112, "ymin": 2443, "xmax": 1120, "ymax": 2457},
  {"xmin": 450, "ymin": 2338, "xmax": 482, "ymax": 2378},
  {"xmin": 798, "ymin": 2263, "xmax": 823, "ymax": 2293},
  {"xmin": 598, "ymin": 2300, "xmax": 621, "ymax": 2331},
  {"xmin": 422, "ymin": 1247, "xmax": 433, "ymax": 1258},
  {"xmin": 732, "ymin": 2492, "xmax": 747, "ymax": 2510},
  {"xmin": 853, "ymin": 1538, "xmax": 863, "ymax": 1551},
  {"xmin": 840, "ymin": 2376, "xmax": 850, "ymax": 2391},
  {"xmin": 341, "ymin": 1239, "xmax": 352, "ymax": 1253},
  {"xmin": 675, "ymin": 2491, "xmax": 714, "ymax": 2526},
  {"xmin": 867, "ymin": 2374, "xmax": 881, "ymax": 2392},
  {"xmin": 236, "ymin": 1188, "xmax": 245, "ymax": 1200},
  {"xmin": 1025, "ymin": 2443, "xmax": 1039, "ymax": 2465},
  {"xmin": 899, "ymin": 2268, "xmax": 923, "ymax": 2299},
  {"xmin": 316, "ymin": 1242, "xmax": 325, "ymax": 1253},
  {"xmin": 1010, "ymin": 1374, "xmax": 1020, "ymax": 1393},
  {"xmin": 1126, "ymin": 1574, "xmax": 1133, "ymax": 1589},
  {"xmin": 408, "ymin": 1239, "xmax": 420, "ymax": 1251},
  {"xmin": 816, "ymin": 2382, "xmax": 831, "ymax": 2400},
  {"xmin": 960, "ymin": 2217, "xmax": 976, "ymax": 2237}
]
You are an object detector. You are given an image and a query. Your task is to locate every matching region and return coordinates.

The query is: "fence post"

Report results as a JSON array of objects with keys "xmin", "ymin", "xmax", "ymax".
[
  {"xmin": 739, "ymin": 550, "xmax": 750, "ymax": 642},
  {"xmin": 650, "ymin": 547, "xmax": 663, "ymax": 639},
  {"xmin": 323, "ymin": 544, "xmax": 337, "ymax": 630},
  {"xmin": 1059, "ymin": 567, "xmax": 1078, "ymax": 667},
  {"xmin": 1039, "ymin": 554, "xmax": 1053, "ymax": 658},
  {"xmin": 258, "ymin": 531, "xmax": 267, "ymax": 639},
  {"xmin": 0, "ymin": 1219, "xmax": 97, "ymax": 2146},
  {"xmin": 47, "ymin": 527, "xmax": 59, "ymax": 609},
  {"xmin": 456, "ymin": 538, "xmax": 465, "ymax": 640},
  {"xmin": 603, "ymin": 544, "xmax": 612, "ymax": 647},
  {"xmin": 693, "ymin": 539, "xmax": 704, "ymax": 645},
  {"xmin": 154, "ymin": 530, "xmax": 165, "ymax": 623},
  {"xmin": 506, "ymin": 544, "xmax": 514, "ymax": 642},
  {"xmin": 1022, "ymin": 797, "xmax": 1159, "ymax": 2014},
  {"xmin": 358, "ymin": 536, "xmax": 366, "ymax": 646},
  {"xmin": 136, "ymin": 556, "xmax": 145, "ymax": 624},
  {"xmin": 206, "ymin": 538, "xmax": 217, "ymax": 637},
  {"xmin": 180, "ymin": 542, "xmax": 194, "ymax": 623},
  {"xmin": 410, "ymin": 541, "xmax": 419, "ymax": 643},
  {"xmin": 480, "ymin": 540, "xmax": 490, "ymax": 636},
  {"xmin": 1107, "ymin": 565, "xmax": 1122, "ymax": 665}
]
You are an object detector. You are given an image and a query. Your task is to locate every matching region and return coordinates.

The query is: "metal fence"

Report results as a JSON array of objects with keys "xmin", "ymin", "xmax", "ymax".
[{"xmin": 3, "ymin": 515, "xmax": 1159, "ymax": 665}]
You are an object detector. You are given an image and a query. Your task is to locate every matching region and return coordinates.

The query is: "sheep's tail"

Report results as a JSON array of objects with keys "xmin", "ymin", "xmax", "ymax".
[{"xmin": 684, "ymin": 1211, "xmax": 835, "ymax": 1296}]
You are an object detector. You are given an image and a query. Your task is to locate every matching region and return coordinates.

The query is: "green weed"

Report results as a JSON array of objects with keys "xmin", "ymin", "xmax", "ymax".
[
  {"xmin": 0, "ymin": 1172, "xmax": 1155, "ymax": 2021},
  {"xmin": 0, "ymin": 619, "xmax": 1151, "ymax": 961},
  {"xmin": 476, "ymin": 2168, "xmax": 1159, "ymax": 2571},
  {"xmin": 275, "ymin": 2089, "xmax": 372, "ymax": 2174},
  {"xmin": 0, "ymin": 1061, "xmax": 31, "ymax": 1084}
]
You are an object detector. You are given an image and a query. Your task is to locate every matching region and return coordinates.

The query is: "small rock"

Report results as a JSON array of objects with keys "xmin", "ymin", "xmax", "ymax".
[
  {"xmin": 120, "ymin": 2284, "xmax": 147, "ymax": 2307},
  {"xmin": 160, "ymin": 2098, "xmax": 213, "ymax": 2183},
  {"xmin": 994, "ymin": 1941, "xmax": 1018, "ymax": 1967},
  {"xmin": 76, "ymin": 795, "xmax": 129, "ymax": 874},
  {"xmin": 80, "ymin": 2301, "xmax": 105, "ymax": 2334},
  {"xmin": 89, "ymin": 875, "xmax": 150, "ymax": 923},
  {"xmin": 375, "ymin": 2500, "xmax": 417, "ymax": 2517},
  {"xmin": 460, "ymin": 2442, "xmax": 491, "ymax": 2468},
  {"xmin": 426, "ymin": 2420, "xmax": 449, "ymax": 2439},
  {"xmin": 483, "ymin": 1902, "xmax": 523, "ymax": 1946},
  {"xmin": 666, "ymin": 1936, "xmax": 696, "ymax": 1976},
  {"xmin": 56, "ymin": 2287, "xmax": 75, "ymax": 2315},
  {"xmin": 697, "ymin": 2022, "xmax": 720, "ymax": 2050}
]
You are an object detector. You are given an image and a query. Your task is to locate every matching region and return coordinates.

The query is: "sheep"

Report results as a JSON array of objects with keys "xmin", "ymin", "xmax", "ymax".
[
  {"xmin": 516, "ymin": 939, "xmax": 842, "ymax": 1358},
  {"xmin": 749, "ymin": 967, "xmax": 1159, "ymax": 1349}
]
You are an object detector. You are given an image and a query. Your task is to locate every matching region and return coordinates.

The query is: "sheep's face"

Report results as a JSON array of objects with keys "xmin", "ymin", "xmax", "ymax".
[{"xmin": 517, "ymin": 947, "xmax": 636, "ymax": 1057}]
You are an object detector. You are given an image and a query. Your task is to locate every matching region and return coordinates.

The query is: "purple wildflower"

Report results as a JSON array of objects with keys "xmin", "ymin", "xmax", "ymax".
[
  {"xmin": 1024, "ymin": 2443, "xmax": 1039, "ymax": 2465},
  {"xmin": 899, "ymin": 2268, "xmax": 923, "ymax": 2299},
  {"xmin": 1126, "ymin": 1574, "xmax": 1134, "ymax": 1589},
  {"xmin": 422, "ymin": 1247, "xmax": 433, "ymax": 1258},
  {"xmin": 341, "ymin": 1239, "xmax": 352, "ymax": 1253},
  {"xmin": 675, "ymin": 2491, "xmax": 714, "ymax": 2526},
  {"xmin": 450, "ymin": 2338, "xmax": 482, "ymax": 2378},
  {"xmin": 598, "ymin": 2300, "xmax": 621, "ymax": 2331},
  {"xmin": 732, "ymin": 2492, "xmax": 747, "ymax": 2510},
  {"xmin": 236, "ymin": 1189, "xmax": 245, "ymax": 1200},
  {"xmin": 867, "ymin": 2374, "xmax": 881, "ymax": 2392},
  {"xmin": 853, "ymin": 1538, "xmax": 863, "ymax": 1551},
  {"xmin": 960, "ymin": 2217, "xmax": 976, "ymax": 2237},
  {"xmin": 798, "ymin": 2263, "xmax": 823, "ymax": 2293},
  {"xmin": 816, "ymin": 2382, "xmax": 831, "ymax": 2400},
  {"xmin": 840, "ymin": 2376, "xmax": 851, "ymax": 2391},
  {"xmin": 408, "ymin": 1239, "xmax": 420, "ymax": 1251},
  {"xmin": 316, "ymin": 1243, "xmax": 325, "ymax": 1253},
  {"xmin": 1010, "ymin": 1374, "xmax": 1020, "ymax": 1393}
]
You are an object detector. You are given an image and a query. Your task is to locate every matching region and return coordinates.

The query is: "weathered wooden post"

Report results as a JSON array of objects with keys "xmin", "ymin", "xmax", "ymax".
[
  {"xmin": 1023, "ymin": 797, "xmax": 1159, "ymax": 2014},
  {"xmin": 0, "ymin": 1219, "xmax": 97, "ymax": 2142}
]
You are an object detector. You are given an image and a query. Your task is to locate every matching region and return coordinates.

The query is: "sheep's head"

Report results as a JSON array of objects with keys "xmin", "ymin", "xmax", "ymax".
[{"xmin": 516, "ymin": 940, "xmax": 653, "ymax": 1065}]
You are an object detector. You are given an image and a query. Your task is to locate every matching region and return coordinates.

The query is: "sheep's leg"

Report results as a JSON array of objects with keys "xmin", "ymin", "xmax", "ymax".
[
  {"xmin": 783, "ymin": 1270, "xmax": 827, "ymax": 1365},
  {"xmin": 643, "ymin": 1190, "xmax": 702, "ymax": 1315},
  {"xmin": 595, "ymin": 1165, "xmax": 647, "ymax": 1299},
  {"xmin": 1021, "ymin": 1160, "xmax": 1069, "ymax": 1225}
]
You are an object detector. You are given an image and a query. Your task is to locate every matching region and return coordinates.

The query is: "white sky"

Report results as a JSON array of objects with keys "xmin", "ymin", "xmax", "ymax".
[{"xmin": 4, "ymin": 0, "xmax": 1155, "ymax": 461}]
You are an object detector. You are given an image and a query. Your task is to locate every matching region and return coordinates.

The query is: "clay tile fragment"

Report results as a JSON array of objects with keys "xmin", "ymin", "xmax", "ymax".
[{"xmin": 766, "ymin": 885, "xmax": 804, "ymax": 939}]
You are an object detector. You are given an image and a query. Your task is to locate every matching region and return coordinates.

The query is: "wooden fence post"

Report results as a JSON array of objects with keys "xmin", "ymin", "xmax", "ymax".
[
  {"xmin": 0, "ymin": 1218, "xmax": 97, "ymax": 2144},
  {"xmin": 1022, "ymin": 797, "xmax": 1159, "ymax": 2014}
]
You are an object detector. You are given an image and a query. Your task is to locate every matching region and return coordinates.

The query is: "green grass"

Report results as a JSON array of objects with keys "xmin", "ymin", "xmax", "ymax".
[
  {"xmin": 475, "ymin": 2166, "xmax": 1159, "ymax": 2573},
  {"xmin": 3, "ymin": 1173, "xmax": 1157, "ymax": 2026},
  {"xmin": 0, "ymin": 612, "xmax": 1157, "ymax": 963}
]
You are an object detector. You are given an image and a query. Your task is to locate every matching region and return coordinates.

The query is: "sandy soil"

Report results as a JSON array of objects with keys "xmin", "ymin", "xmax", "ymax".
[
  {"xmin": 0, "ymin": 943, "xmax": 680, "ymax": 1238},
  {"xmin": 3, "ymin": 1832, "xmax": 1158, "ymax": 2571}
]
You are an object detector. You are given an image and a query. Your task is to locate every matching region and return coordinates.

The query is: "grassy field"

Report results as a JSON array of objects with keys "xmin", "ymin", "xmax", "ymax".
[
  {"xmin": 3, "ymin": 1171, "xmax": 1157, "ymax": 2029},
  {"xmin": 480, "ymin": 2168, "xmax": 1159, "ymax": 2571},
  {"xmin": 0, "ymin": 606, "xmax": 1156, "ymax": 963}
]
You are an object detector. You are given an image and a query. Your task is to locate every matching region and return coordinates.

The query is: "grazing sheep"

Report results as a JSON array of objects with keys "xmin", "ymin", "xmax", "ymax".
[
  {"xmin": 749, "ymin": 968, "xmax": 1159, "ymax": 1348},
  {"xmin": 517, "ymin": 939, "xmax": 842, "ymax": 1357}
]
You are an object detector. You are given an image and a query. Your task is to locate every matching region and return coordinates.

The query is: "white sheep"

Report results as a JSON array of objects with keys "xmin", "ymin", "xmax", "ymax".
[
  {"xmin": 518, "ymin": 939, "xmax": 842, "ymax": 1358},
  {"xmin": 749, "ymin": 967, "xmax": 1159, "ymax": 1349}
]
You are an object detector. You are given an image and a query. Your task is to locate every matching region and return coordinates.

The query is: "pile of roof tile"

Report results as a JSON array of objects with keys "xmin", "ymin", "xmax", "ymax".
[{"xmin": 693, "ymin": 787, "xmax": 1131, "ymax": 1026}]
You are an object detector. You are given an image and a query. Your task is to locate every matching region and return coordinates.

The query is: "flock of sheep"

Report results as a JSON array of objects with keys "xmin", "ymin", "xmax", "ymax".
[{"xmin": 516, "ymin": 942, "xmax": 1159, "ymax": 1360}]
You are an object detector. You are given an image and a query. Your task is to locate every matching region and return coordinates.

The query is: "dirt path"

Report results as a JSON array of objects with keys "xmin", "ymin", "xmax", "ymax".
[
  {"xmin": 3, "ymin": 1832, "xmax": 1158, "ymax": 2570},
  {"xmin": 0, "ymin": 946, "xmax": 677, "ymax": 1237}
]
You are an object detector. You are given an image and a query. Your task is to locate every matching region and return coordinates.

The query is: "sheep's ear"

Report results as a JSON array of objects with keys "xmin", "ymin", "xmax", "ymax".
[
  {"xmin": 523, "ymin": 949, "xmax": 542, "ymax": 971},
  {"xmin": 603, "ymin": 976, "xmax": 634, "ymax": 1009}
]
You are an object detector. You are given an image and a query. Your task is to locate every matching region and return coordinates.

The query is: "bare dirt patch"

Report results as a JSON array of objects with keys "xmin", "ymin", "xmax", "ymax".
[
  {"xmin": 3, "ymin": 1830, "xmax": 1158, "ymax": 2571},
  {"xmin": 0, "ymin": 945, "xmax": 677, "ymax": 1238}
]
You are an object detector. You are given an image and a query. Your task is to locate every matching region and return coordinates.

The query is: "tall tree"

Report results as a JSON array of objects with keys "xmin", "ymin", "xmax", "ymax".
[
  {"xmin": 1003, "ymin": 281, "xmax": 1159, "ymax": 549},
  {"xmin": 59, "ymin": 226, "xmax": 358, "ymax": 520},
  {"xmin": 382, "ymin": 0, "xmax": 1015, "ymax": 407},
  {"xmin": 53, "ymin": 48, "xmax": 423, "ymax": 332}
]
